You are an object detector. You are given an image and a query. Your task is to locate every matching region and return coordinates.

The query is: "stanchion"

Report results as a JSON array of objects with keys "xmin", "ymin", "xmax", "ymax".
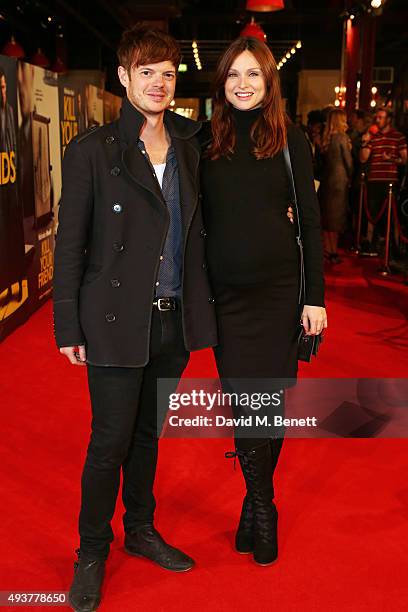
[
  {"xmin": 353, "ymin": 172, "xmax": 365, "ymax": 253},
  {"xmin": 378, "ymin": 183, "xmax": 394, "ymax": 276}
]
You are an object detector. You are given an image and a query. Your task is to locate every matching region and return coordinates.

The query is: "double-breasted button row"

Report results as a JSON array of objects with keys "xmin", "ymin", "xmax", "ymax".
[
  {"xmin": 208, "ymin": 297, "xmax": 215, "ymax": 304},
  {"xmin": 113, "ymin": 241, "xmax": 124, "ymax": 252},
  {"xmin": 112, "ymin": 203, "xmax": 122, "ymax": 213},
  {"xmin": 105, "ymin": 136, "xmax": 115, "ymax": 145},
  {"xmin": 110, "ymin": 166, "xmax": 121, "ymax": 176},
  {"xmin": 202, "ymin": 263, "xmax": 207, "ymax": 270},
  {"xmin": 105, "ymin": 313, "xmax": 116, "ymax": 322},
  {"xmin": 200, "ymin": 228, "xmax": 207, "ymax": 238},
  {"xmin": 110, "ymin": 278, "xmax": 121, "ymax": 288}
]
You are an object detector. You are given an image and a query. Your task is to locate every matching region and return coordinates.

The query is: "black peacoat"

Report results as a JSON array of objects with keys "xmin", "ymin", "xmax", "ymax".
[{"xmin": 53, "ymin": 97, "xmax": 218, "ymax": 366}]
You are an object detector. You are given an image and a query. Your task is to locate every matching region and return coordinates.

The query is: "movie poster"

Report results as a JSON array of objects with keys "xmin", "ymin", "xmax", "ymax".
[
  {"xmin": 84, "ymin": 84, "xmax": 104, "ymax": 127},
  {"xmin": 0, "ymin": 56, "xmax": 26, "ymax": 341},
  {"xmin": 103, "ymin": 90, "xmax": 122, "ymax": 124},
  {"xmin": 0, "ymin": 57, "xmax": 120, "ymax": 343},
  {"xmin": 58, "ymin": 77, "xmax": 87, "ymax": 159},
  {"xmin": 8, "ymin": 60, "xmax": 62, "ymax": 340}
]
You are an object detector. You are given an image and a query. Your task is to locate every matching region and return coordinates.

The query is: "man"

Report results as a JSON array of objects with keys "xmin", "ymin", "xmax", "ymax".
[
  {"xmin": 53, "ymin": 25, "xmax": 217, "ymax": 612},
  {"xmin": 360, "ymin": 107, "xmax": 407, "ymax": 254},
  {"xmin": 347, "ymin": 109, "xmax": 371, "ymax": 245},
  {"xmin": 304, "ymin": 110, "xmax": 324, "ymax": 191},
  {"xmin": 349, "ymin": 109, "xmax": 370, "ymax": 163}
]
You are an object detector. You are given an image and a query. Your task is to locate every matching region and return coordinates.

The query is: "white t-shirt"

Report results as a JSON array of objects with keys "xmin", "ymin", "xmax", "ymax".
[{"xmin": 153, "ymin": 163, "xmax": 166, "ymax": 189}]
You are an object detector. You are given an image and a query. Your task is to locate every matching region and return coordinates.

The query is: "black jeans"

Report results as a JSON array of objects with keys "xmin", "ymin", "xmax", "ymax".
[
  {"xmin": 367, "ymin": 181, "xmax": 390, "ymax": 245},
  {"xmin": 79, "ymin": 307, "xmax": 189, "ymax": 559}
]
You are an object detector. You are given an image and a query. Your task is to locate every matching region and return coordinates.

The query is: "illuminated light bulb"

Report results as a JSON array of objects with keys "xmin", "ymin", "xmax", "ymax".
[
  {"xmin": 296, "ymin": 41, "xmax": 302, "ymax": 48},
  {"xmin": 371, "ymin": 0, "xmax": 382, "ymax": 8},
  {"xmin": 370, "ymin": 100, "xmax": 377, "ymax": 107},
  {"xmin": 286, "ymin": 52, "xmax": 291, "ymax": 58},
  {"xmin": 291, "ymin": 48, "xmax": 296, "ymax": 54},
  {"xmin": 371, "ymin": 86, "xmax": 378, "ymax": 94},
  {"xmin": 334, "ymin": 99, "xmax": 340, "ymax": 107},
  {"xmin": 335, "ymin": 86, "xmax": 340, "ymax": 93}
]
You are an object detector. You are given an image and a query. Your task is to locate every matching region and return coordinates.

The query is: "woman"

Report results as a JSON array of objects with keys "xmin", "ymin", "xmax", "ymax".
[
  {"xmin": 319, "ymin": 108, "xmax": 353, "ymax": 263},
  {"xmin": 200, "ymin": 37, "xmax": 327, "ymax": 565}
]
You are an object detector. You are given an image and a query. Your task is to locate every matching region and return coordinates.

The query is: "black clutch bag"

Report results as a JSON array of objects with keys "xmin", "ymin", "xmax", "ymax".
[
  {"xmin": 297, "ymin": 326, "xmax": 324, "ymax": 362},
  {"xmin": 283, "ymin": 144, "xmax": 324, "ymax": 363}
]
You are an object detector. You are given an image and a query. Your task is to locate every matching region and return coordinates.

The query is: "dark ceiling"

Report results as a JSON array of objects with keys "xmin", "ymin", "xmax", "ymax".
[{"xmin": 0, "ymin": 0, "xmax": 407, "ymax": 97}]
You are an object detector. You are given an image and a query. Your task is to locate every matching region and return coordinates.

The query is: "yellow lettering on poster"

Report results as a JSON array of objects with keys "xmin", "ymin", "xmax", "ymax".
[
  {"xmin": 61, "ymin": 94, "xmax": 79, "ymax": 156},
  {"xmin": 0, "ymin": 151, "xmax": 16, "ymax": 184},
  {"xmin": 38, "ymin": 237, "xmax": 54, "ymax": 288}
]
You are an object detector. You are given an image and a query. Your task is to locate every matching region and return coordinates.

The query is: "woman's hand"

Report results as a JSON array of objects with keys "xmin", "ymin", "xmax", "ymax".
[
  {"xmin": 301, "ymin": 306, "xmax": 327, "ymax": 335},
  {"xmin": 287, "ymin": 206, "xmax": 294, "ymax": 223}
]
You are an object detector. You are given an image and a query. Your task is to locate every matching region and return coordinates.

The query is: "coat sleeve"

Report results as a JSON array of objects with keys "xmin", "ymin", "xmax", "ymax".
[
  {"xmin": 288, "ymin": 125, "xmax": 325, "ymax": 307},
  {"xmin": 53, "ymin": 140, "xmax": 93, "ymax": 347}
]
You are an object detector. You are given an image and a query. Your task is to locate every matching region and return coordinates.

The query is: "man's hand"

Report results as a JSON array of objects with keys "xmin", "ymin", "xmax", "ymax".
[
  {"xmin": 361, "ymin": 132, "xmax": 371, "ymax": 145},
  {"xmin": 301, "ymin": 306, "xmax": 327, "ymax": 336},
  {"xmin": 59, "ymin": 345, "xmax": 87, "ymax": 366},
  {"xmin": 287, "ymin": 206, "xmax": 294, "ymax": 224}
]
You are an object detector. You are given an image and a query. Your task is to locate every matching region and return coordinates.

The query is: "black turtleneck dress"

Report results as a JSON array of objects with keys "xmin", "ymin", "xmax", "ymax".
[{"xmin": 200, "ymin": 108, "xmax": 324, "ymax": 382}]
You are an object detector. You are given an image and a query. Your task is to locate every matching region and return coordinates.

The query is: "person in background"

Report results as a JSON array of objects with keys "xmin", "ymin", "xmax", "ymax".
[
  {"xmin": 318, "ymin": 108, "xmax": 353, "ymax": 264},
  {"xmin": 349, "ymin": 109, "xmax": 371, "ymax": 164},
  {"xmin": 304, "ymin": 110, "xmax": 324, "ymax": 190},
  {"xmin": 347, "ymin": 109, "xmax": 372, "ymax": 247},
  {"xmin": 360, "ymin": 107, "xmax": 407, "ymax": 255}
]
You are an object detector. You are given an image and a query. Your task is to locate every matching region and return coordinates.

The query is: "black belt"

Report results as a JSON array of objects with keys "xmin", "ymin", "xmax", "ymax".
[{"xmin": 152, "ymin": 297, "xmax": 178, "ymax": 311}]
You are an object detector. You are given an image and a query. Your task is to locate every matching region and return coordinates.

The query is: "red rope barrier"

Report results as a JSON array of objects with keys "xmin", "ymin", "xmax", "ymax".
[
  {"xmin": 362, "ymin": 183, "xmax": 389, "ymax": 225},
  {"xmin": 391, "ymin": 195, "xmax": 408, "ymax": 245},
  {"xmin": 360, "ymin": 181, "xmax": 408, "ymax": 244}
]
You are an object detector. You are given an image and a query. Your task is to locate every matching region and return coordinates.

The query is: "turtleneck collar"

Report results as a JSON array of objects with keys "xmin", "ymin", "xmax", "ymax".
[{"xmin": 231, "ymin": 105, "xmax": 263, "ymax": 132}]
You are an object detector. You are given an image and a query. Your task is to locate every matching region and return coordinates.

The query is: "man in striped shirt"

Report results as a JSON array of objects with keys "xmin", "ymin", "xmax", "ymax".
[{"xmin": 360, "ymin": 107, "xmax": 407, "ymax": 253}]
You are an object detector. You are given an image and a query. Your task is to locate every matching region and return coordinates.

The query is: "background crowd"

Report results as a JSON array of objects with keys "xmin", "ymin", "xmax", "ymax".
[{"xmin": 296, "ymin": 105, "xmax": 408, "ymax": 267}]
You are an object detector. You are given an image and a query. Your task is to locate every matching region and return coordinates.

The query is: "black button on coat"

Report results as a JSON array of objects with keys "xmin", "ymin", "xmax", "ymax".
[{"xmin": 53, "ymin": 97, "xmax": 218, "ymax": 366}]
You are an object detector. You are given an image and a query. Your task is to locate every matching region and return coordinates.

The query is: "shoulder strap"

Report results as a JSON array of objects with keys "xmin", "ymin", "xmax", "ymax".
[
  {"xmin": 283, "ymin": 143, "xmax": 305, "ymax": 305},
  {"xmin": 283, "ymin": 144, "xmax": 302, "ymax": 243}
]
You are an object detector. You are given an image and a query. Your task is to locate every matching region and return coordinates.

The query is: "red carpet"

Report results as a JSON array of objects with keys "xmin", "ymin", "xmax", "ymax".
[{"xmin": 1, "ymin": 252, "xmax": 407, "ymax": 611}]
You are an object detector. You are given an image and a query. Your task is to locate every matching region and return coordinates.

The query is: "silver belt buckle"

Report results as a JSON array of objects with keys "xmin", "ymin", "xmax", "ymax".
[{"xmin": 157, "ymin": 298, "xmax": 169, "ymax": 311}]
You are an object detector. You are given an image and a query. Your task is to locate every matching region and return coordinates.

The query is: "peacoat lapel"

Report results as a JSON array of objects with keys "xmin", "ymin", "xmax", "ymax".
[
  {"xmin": 117, "ymin": 96, "xmax": 202, "ymax": 229},
  {"xmin": 171, "ymin": 136, "xmax": 200, "ymax": 236},
  {"xmin": 121, "ymin": 143, "xmax": 165, "ymax": 205}
]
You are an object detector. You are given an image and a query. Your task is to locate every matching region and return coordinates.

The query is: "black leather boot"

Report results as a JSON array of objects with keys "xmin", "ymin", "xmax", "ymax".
[
  {"xmin": 226, "ymin": 441, "xmax": 278, "ymax": 566},
  {"xmin": 68, "ymin": 549, "xmax": 105, "ymax": 612},
  {"xmin": 234, "ymin": 494, "xmax": 254, "ymax": 553},
  {"xmin": 124, "ymin": 524, "xmax": 194, "ymax": 572}
]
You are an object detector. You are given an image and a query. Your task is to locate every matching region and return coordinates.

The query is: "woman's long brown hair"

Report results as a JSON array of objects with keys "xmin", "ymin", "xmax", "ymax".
[{"xmin": 207, "ymin": 37, "xmax": 288, "ymax": 160}]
